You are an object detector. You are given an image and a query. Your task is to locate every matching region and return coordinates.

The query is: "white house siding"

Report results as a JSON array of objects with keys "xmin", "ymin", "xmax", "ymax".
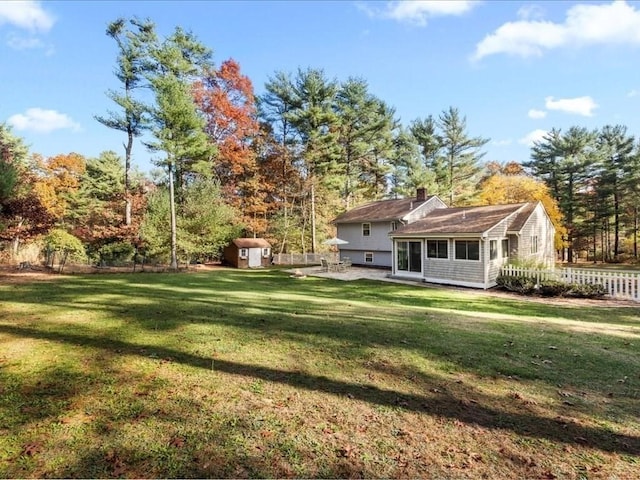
[
  {"xmin": 421, "ymin": 238, "xmax": 486, "ymax": 288},
  {"xmin": 513, "ymin": 204, "xmax": 555, "ymax": 266}
]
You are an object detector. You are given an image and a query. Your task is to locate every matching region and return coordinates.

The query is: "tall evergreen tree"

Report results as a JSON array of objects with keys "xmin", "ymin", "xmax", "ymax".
[
  {"xmin": 96, "ymin": 17, "xmax": 155, "ymax": 226},
  {"xmin": 437, "ymin": 107, "xmax": 488, "ymax": 206},
  {"xmin": 596, "ymin": 125, "xmax": 634, "ymax": 259},
  {"xmin": 527, "ymin": 126, "xmax": 597, "ymax": 262},
  {"xmin": 144, "ymin": 26, "xmax": 215, "ymax": 269},
  {"xmin": 287, "ymin": 68, "xmax": 341, "ymax": 253}
]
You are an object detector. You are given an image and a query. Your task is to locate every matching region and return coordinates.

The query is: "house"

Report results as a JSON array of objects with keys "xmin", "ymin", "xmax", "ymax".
[
  {"xmin": 333, "ymin": 188, "xmax": 447, "ymax": 268},
  {"xmin": 334, "ymin": 188, "xmax": 556, "ymax": 289},
  {"xmin": 223, "ymin": 238, "xmax": 272, "ymax": 269},
  {"xmin": 389, "ymin": 202, "xmax": 555, "ymax": 289}
]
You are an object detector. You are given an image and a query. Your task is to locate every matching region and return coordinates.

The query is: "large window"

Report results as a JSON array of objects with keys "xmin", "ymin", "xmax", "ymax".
[
  {"xmin": 362, "ymin": 223, "xmax": 371, "ymax": 237},
  {"xmin": 490, "ymin": 240, "xmax": 498, "ymax": 260},
  {"xmin": 455, "ymin": 240, "xmax": 480, "ymax": 261},
  {"xmin": 427, "ymin": 240, "xmax": 448, "ymax": 259},
  {"xmin": 502, "ymin": 239, "xmax": 509, "ymax": 258},
  {"xmin": 396, "ymin": 241, "xmax": 422, "ymax": 272}
]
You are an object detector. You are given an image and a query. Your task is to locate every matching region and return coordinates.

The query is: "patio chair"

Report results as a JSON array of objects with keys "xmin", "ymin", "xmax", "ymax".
[
  {"xmin": 320, "ymin": 258, "xmax": 329, "ymax": 272},
  {"xmin": 337, "ymin": 257, "xmax": 351, "ymax": 272}
]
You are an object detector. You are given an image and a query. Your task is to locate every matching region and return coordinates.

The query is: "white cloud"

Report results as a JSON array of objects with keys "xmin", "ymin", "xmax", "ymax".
[
  {"xmin": 6, "ymin": 32, "xmax": 53, "ymax": 54},
  {"xmin": 628, "ymin": 89, "xmax": 639, "ymax": 97},
  {"xmin": 528, "ymin": 109, "xmax": 547, "ymax": 119},
  {"xmin": 519, "ymin": 129, "xmax": 548, "ymax": 147},
  {"xmin": 0, "ymin": 0, "xmax": 55, "ymax": 32},
  {"xmin": 360, "ymin": 0, "xmax": 478, "ymax": 26},
  {"xmin": 8, "ymin": 108, "xmax": 81, "ymax": 133},
  {"xmin": 545, "ymin": 96, "xmax": 597, "ymax": 117},
  {"xmin": 517, "ymin": 4, "xmax": 545, "ymax": 21},
  {"xmin": 473, "ymin": 0, "xmax": 640, "ymax": 61}
]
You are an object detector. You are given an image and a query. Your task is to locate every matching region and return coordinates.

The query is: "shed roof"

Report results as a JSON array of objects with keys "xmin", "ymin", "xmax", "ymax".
[
  {"xmin": 333, "ymin": 197, "xmax": 434, "ymax": 223},
  {"xmin": 391, "ymin": 203, "xmax": 532, "ymax": 236},
  {"xmin": 232, "ymin": 238, "xmax": 271, "ymax": 248}
]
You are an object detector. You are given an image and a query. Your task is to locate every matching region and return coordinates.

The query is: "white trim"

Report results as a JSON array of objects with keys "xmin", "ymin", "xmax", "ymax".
[{"xmin": 423, "ymin": 276, "xmax": 494, "ymax": 290}]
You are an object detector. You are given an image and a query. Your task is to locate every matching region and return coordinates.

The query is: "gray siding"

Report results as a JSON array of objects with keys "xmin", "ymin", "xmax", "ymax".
[
  {"xmin": 405, "ymin": 196, "xmax": 447, "ymax": 222},
  {"xmin": 512, "ymin": 204, "xmax": 555, "ymax": 266},
  {"xmin": 336, "ymin": 221, "xmax": 395, "ymax": 267},
  {"xmin": 421, "ymin": 238, "xmax": 485, "ymax": 287}
]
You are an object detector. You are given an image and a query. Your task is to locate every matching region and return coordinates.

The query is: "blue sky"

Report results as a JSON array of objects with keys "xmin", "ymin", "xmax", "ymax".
[{"xmin": 2, "ymin": 0, "xmax": 640, "ymax": 173}]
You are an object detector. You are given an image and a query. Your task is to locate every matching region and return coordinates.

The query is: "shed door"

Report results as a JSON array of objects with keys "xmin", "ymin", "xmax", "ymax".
[{"xmin": 248, "ymin": 248, "xmax": 261, "ymax": 267}]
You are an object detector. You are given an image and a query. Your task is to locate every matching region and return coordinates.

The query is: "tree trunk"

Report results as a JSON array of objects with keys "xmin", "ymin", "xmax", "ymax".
[
  {"xmin": 124, "ymin": 127, "xmax": 134, "ymax": 226},
  {"xmin": 168, "ymin": 162, "xmax": 178, "ymax": 270},
  {"xmin": 310, "ymin": 180, "xmax": 317, "ymax": 254}
]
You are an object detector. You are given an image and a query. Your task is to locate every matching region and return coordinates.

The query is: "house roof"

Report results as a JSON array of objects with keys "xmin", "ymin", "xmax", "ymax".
[
  {"xmin": 232, "ymin": 238, "xmax": 271, "ymax": 248},
  {"xmin": 333, "ymin": 197, "xmax": 433, "ymax": 223},
  {"xmin": 390, "ymin": 203, "xmax": 532, "ymax": 236}
]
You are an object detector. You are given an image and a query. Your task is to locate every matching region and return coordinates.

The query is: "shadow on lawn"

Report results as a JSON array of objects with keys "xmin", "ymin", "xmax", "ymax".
[{"xmin": 1, "ymin": 322, "xmax": 639, "ymax": 458}]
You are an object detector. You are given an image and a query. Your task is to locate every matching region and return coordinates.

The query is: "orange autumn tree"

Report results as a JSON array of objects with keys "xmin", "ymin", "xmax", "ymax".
[
  {"xmin": 478, "ymin": 161, "xmax": 567, "ymax": 249},
  {"xmin": 193, "ymin": 59, "xmax": 269, "ymax": 236},
  {"xmin": 31, "ymin": 153, "xmax": 86, "ymax": 224}
]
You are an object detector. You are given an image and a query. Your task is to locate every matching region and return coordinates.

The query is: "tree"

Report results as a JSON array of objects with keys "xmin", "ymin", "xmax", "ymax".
[
  {"xmin": 258, "ymin": 71, "xmax": 304, "ymax": 253},
  {"xmin": 388, "ymin": 126, "xmax": 435, "ymax": 198},
  {"xmin": 596, "ymin": 125, "xmax": 634, "ymax": 260},
  {"xmin": 334, "ymin": 78, "xmax": 397, "ymax": 208},
  {"xmin": 0, "ymin": 123, "xmax": 28, "ymax": 207},
  {"xmin": 526, "ymin": 127, "xmax": 597, "ymax": 263},
  {"xmin": 144, "ymin": 25, "xmax": 215, "ymax": 269},
  {"xmin": 96, "ymin": 17, "xmax": 155, "ymax": 226},
  {"xmin": 623, "ymin": 142, "xmax": 640, "ymax": 259},
  {"xmin": 410, "ymin": 116, "xmax": 446, "ymax": 196},
  {"xmin": 477, "ymin": 167, "xmax": 566, "ymax": 249},
  {"xmin": 192, "ymin": 58, "xmax": 266, "ymax": 235},
  {"xmin": 140, "ymin": 179, "xmax": 241, "ymax": 263},
  {"xmin": 287, "ymin": 68, "xmax": 342, "ymax": 253},
  {"xmin": 437, "ymin": 107, "xmax": 488, "ymax": 206}
]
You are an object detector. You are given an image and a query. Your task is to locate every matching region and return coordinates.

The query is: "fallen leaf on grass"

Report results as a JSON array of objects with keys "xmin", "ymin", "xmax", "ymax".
[
  {"xmin": 337, "ymin": 444, "xmax": 357, "ymax": 458},
  {"xmin": 169, "ymin": 436, "xmax": 186, "ymax": 448},
  {"xmin": 21, "ymin": 442, "xmax": 41, "ymax": 457}
]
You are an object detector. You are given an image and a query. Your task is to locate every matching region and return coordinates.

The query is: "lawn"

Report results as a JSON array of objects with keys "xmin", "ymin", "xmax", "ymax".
[{"xmin": 1, "ymin": 268, "xmax": 639, "ymax": 478}]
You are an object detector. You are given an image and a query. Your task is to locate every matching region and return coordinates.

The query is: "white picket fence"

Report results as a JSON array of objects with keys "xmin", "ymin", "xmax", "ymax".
[
  {"xmin": 501, "ymin": 265, "xmax": 640, "ymax": 302},
  {"xmin": 272, "ymin": 253, "xmax": 336, "ymax": 265}
]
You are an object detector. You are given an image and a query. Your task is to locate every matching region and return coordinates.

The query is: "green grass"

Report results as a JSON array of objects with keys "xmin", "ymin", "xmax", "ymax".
[{"xmin": 1, "ymin": 268, "xmax": 639, "ymax": 478}]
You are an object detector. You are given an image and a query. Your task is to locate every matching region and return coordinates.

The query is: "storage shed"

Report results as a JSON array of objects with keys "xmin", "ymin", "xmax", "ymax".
[{"xmin": 223, "ymin": 238, "xmax": 272, "ymax": 268}]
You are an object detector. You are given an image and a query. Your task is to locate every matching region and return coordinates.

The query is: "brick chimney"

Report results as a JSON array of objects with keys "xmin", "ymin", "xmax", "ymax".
[{"xmin": 416, "ymin": 187, "xmax": 427, "ymax": 202}]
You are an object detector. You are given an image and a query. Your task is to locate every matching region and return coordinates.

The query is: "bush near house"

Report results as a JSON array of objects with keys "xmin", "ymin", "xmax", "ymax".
[{"xmin": 496, "ymin": 274, "xmax": 606, "ymax": 299}]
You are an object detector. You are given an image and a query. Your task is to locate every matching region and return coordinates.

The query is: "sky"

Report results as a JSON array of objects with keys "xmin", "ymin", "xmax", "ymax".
[{"xmin": 2, "ymin": 0, "xmax": 640, "ymax": 173}]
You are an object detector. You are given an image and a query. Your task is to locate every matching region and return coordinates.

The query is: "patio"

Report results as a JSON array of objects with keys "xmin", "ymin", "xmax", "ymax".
[{"xmin": 288, "ymin": 265, "xmax": 395, "ymax": 282}]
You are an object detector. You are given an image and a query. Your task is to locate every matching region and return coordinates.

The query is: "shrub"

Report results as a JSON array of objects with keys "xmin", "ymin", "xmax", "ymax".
[
  {"xmin": 538, "ymin": 280, "xmax": 569, "ymax": 297},
  {"xmin": 98, "ymin": 241, "xmax": 135, "ymax": 266},
  {"xmin": 496, "ymin": 275, "xmax": 537, "ymax": 294},
  {"xmin": 565, "ymin": 283, "xmax": 607, "ymax": 298}
]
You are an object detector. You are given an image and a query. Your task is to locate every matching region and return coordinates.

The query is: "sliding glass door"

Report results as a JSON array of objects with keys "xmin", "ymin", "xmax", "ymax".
[{"xmin": 396, "ymin": 240, "xmax": 422, "ymax": 274}]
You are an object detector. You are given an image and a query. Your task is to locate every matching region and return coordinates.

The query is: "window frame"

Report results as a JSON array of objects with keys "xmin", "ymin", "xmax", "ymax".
[
  {"xmin": 530, "ymin": 235, "xmax": 539, "ymax": 254},
  {"xmin": 364, "ymin": 251, "xmax": 374, "ymax": 263},
  {"xmin": 489, "ymin": 240, "xmax": 498, "ymax": 260},
  {"xmin": 239, "ymin": 248, "xmax": 248, "ymax": 258},
  {"xmin": 501, "ymin": 239, "xmax": 509, "ymax": 258},
  {"xmin": 454, "ymin": 240, "xmax": 480, "ymax": 261},
  {"xmin": 362, "ymin": 223, "xmax": 371, "ymax": 237},
  {"xmin": 426, "ymin": 239, "xmax": 448, "ymax": 259}
]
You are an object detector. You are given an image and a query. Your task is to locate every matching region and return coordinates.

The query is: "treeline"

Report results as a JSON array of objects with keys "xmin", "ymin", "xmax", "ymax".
[{"xmin": 1, "ymin": 17, "xmax": 639, "ymax": 266}]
